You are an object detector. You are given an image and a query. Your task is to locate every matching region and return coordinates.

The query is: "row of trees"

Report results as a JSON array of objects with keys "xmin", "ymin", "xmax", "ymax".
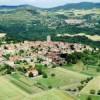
[{"xmin": 60, "ymin": 49, "xmax": 100, "ymax": 66}]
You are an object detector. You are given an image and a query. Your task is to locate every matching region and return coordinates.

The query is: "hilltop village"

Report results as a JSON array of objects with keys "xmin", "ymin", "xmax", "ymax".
[
  {"xmin": 0, "ymin": 3, "xmax": 100, "ymax": 100},
  {"xmin": 0, "ymin": 36, "xmax": 93, "ymax": 76}
]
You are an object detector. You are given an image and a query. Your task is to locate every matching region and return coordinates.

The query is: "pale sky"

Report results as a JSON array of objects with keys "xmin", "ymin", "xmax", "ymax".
[{"xmin": 0, "ymin": 0, "xmax": 99, "ymax": 8}]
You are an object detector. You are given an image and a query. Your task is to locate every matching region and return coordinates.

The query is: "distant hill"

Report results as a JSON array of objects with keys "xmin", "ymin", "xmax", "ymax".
[
  {"xmin": 0, "ymin": 2, "xmax": 100, "ymax": 48},
  {"xmin": 0, "ymin": 5, "xmax": 39, "ymax": 10},
  {"xmin": 47, "ymin": 2, "xmax": 100, "ymax": 10},
  {"xmin": 0, "ymin": 2, "xmax": 100, "ymax": 10}
]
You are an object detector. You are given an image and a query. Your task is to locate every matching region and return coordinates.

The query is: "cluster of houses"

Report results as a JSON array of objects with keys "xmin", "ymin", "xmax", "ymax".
[
  {"xmin": 0, "ymin": 39, "xmax": 92, "ymax": 77},
  {"xmin": 65, "ymin": 19, "xmax": 85, "ymax": 25}
]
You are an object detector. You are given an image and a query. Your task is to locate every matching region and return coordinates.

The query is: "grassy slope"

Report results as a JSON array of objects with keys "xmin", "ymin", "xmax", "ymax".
[
  {"xmin": 31, "ymin": 89, "xmax": 74, "ymax": 100},
  {"xmin": 34, "ymin": 67, "xmax": 88, "ymax": 89},
  {"xmin": 0, "ymin": 76, "xmax": 29, "ymax": 100},
  {"xmin": 0, "ymin": 76, "xmax": 75, "ymax": 100},
  {"xmin": 7, "ymin": 73, "xmax": 43, "ymax": 94},
  {"xmin": 80, "ymin": 76, "xmax": 100, "ymax": 100}
]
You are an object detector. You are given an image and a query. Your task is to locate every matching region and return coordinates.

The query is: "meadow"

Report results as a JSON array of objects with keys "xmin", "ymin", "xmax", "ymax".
[
  {"xmin": 31, "ymin": 89, "xmax": 74, "ymax": 100},
  {"xmin": 80, "ymin": 76, "xmax": 100, "ymax": 100},
  {"xmin": 33, "ymin": 67, "xmax": 88, "ymax": 89},
  {"xmin": 0, "ymin": 67, "xmax": 89, "ymax": 100},
  {"xmin": 0, "ymin": 76, "xmax": 29, "ymax": 100}
]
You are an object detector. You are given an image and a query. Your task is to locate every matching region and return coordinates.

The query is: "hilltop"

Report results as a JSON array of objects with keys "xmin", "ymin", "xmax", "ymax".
[{"xmin": 47, "ymin": 2, "xmax": 100, "ymax": 10}]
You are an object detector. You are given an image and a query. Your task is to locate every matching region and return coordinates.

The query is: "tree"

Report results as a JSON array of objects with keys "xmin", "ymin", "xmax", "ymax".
[
  {"xmin": 6, "ymin": 69, "xmax": 11, "ymax": 74},
  {"xmin": 87, "ymin": 96, "xmax": 92, "ymax": 100},
  {"xmin": 3, "ymin": 54, "xmax": 10, "ymax": 60},
  {"xmin": 42, "ymin": 72, "xmax": 48, "ymax": 78},
  {"xmin": 48, "ymin": 85, "xmax": 52, "ymax": 89},
  {"xmin": 90, "ymin": 89, "xmax": 95, "ymax": 94},
  {"xmin": 4, "ymin": 64, "xmax": 14, "ymax": 74},
  {"xmin": 97, "ymin": 90, "xmax": 100, "ymax": 95},
  {"xmin": 96, "ymin": 67, "xmax": 100, "ymax": 72},
  {"xmin": 77, "ymin": 86, "xmax": 83, "ymax": 91},
  {"xmin": 51, "ymin": 73, "xmax": 55, "ymax": 77}
]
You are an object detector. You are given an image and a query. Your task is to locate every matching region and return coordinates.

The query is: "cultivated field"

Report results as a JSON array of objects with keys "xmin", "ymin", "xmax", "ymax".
[
  {"xmin": 73, "ymin": 9, "xmax": 100, "ymax": 16},
  {"xmin": 7, "ymin": 73, "xmax": 43, "ymax": 94},
  {"xmin": 0, "ymin": 67, "xmax": 96, "ymax": 100},
  {"xmin": 0, "ymin": 76, "xmax": 29, "ymax": 100},
  {"xmin": 0, "ymin": 75, "xmax": 75, "ymax": 100},
  {"xmin": 79, "ymin": 76, "xmax": 100, "ymax": 100}
]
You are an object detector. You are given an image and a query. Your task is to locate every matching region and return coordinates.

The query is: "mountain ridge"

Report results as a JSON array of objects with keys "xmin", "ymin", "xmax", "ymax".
[
  {"xmin": 0, "ymin": 2, "xmax": 100, "ymax": 10},
  {"xmin": 46, "ymin": 2, "xmax": 100, "ymax": 10}
]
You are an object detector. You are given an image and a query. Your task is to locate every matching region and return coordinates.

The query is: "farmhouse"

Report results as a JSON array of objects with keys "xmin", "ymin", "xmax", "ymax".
[{"xmin": 26, "ymin": 68, "xmax": 39, "ymax": 77}]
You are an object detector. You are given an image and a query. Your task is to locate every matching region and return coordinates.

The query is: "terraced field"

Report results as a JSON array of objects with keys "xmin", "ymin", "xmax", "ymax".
[
  {"xmin": 0, "ymin": 76, "xmax": 75, "ymax": 100},
  {"xmin": 0, "ymin": 76, "xmax": 29, "ymax": 100},
  {"xmin": 0, "ymin": 67, "xmax": 97, "ymax": 100}
]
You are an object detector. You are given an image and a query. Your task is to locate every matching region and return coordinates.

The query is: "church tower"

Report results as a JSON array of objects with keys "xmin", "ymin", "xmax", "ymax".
[{"xmin": 47, "ymin": 35, "xmax": 51, "ymax": 42}]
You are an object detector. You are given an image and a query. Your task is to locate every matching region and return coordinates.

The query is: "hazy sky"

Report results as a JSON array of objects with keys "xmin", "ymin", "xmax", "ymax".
[{"xmin": 0, "ymin": 0, "xmax": 100, "ymax": 8}]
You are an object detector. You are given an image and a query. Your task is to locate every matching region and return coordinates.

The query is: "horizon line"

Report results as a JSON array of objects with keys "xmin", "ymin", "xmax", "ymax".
[{"xmin": 0, "ymin": 1, "xmax": 100, "ymax": 8}]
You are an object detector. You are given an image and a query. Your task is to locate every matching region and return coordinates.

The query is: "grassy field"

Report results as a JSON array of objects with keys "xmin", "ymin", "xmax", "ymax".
[
  {"xmin": 34, "ymin": 67, "xmax": 88, "ymax": 89},
  {"xmin": 0, "ymin": 77, "xmax": 74, "ymax": 100},
  {"xmin": 73, "ymin": 9, "xmax": 100, "ymax": 16},
  {"xmin": 7, "ymin": 73, "xmax": 43, "ymax": 94},
  {"xmin": 57, "ymin": 33, "xmax": 100, "ymax": 41},
  {"xmin": 31, "ymin": 89, "xmax": 74, "ymax": 100},
  {"xmin": 65, "ymin": 61, "xmax": 100, "ymax": 76},
  {"xmin": 0, "ymin": 76, "xmax": 29, "ymax": 100},
  {"xmin": 80, "ymin": 94, "xmax": 100, "ymax": 100},
  {"xmin": 0, "ymin": 76, "xmax": 75, "ymax": 100},
  {"xmin": 79, "ymin": 76, "xmax": 100, "ymax": 100},
  {"xmin": 0, "ymin": 67, "xmax": 96, "ymax": 100}
]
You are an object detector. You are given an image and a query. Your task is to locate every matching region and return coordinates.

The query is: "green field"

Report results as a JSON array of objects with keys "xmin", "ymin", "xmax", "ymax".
[
  {"xmin": 0, "ymin": 76, "xmax": 29, "ymax": 100},
  {"xmin": 79, "ymin": 76, "xmax": 100, "ymax": 100},
  {"xmin": 0, "ymin": 67, "xmax": 98, "ymax": 100},
  {"xmin": 31, "ymin": 89, "xmax": 74, "ymax": 100},
  {"xmin": 0, "ymin": 76, "xmax": 75, "ymax": 100},
  {"xmin": 34, "ymin": 67, "xmax": 88, "ymax": 89},
  {"xmin": 7, "ymin": 73, "xmax": 43, "ymax": 94},
  {"xmin": 65, "ymin": 61, "xmax": 100, "ymax": 76}
]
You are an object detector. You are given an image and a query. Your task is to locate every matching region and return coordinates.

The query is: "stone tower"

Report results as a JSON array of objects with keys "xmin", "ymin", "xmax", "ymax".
[{"xmin": 47, "ymin": 35, "xmax": 51, "ymax": 42}]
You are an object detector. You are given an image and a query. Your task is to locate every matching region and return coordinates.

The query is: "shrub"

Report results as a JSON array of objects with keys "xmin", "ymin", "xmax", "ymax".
[
  {"xmin": 77, "ymin": 86, "xmax": 83, "ymax": 91},
  {"xmin": 90, "ymin": 89, "xmax": 95, "ymax": 94},
  {"xmin": 80, "ymin": 80, "xmax": 84, "ymax": 84},
  {"xmin": 87, "ymin": 96, "xmax": 92, "ymax": 100},
  {"xmin": 96, "ymin": 67, "xmax": 100, "ymax": 72},
  {"xmin": 51, "ymin": 73, "xmax": 55, "ymax": 77},
  {"xmin": 48, "ymin": 85, "xmax": 52, "ymax": 89},
  {"xmin": 42, "ymin": 72, "xmax": 48, "ymax": 78},
  {"xmin": 97, "ymin": 90, "xmax": 100, "ymax": 95}
]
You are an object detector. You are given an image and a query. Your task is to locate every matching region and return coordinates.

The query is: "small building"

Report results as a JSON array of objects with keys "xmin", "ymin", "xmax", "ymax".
[{"xmin": 26, "ymin": 68, "xmax": 38, "ymax": 77}]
